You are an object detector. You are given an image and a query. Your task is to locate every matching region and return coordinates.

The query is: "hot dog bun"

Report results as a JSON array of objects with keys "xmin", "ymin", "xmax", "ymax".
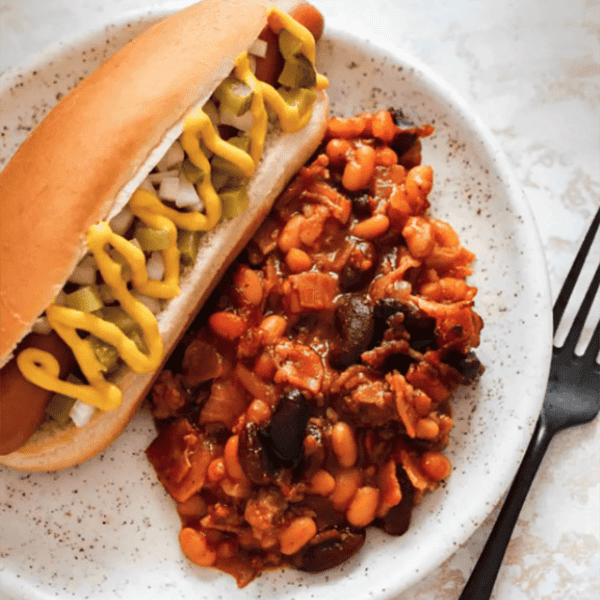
[{"xmin": 0, "ymin": 0, "xmax": 329, "ymax": 470}]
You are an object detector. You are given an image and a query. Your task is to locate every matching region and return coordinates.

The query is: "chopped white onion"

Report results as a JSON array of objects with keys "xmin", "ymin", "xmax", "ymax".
[
  {"xmin": 32, "ymin": 316, "xmax": 53, "ymax": 335},
  {"xmin": 248, "ymin": 55, "xmax": 257, "ymax": 75},
  {"xmin": 68, "ymin": 265, "xmax": 97, "ymax": 285},
  {"xmin": 175, "ymin": 173, "xmax": 203, "ymax": 210},
  {"xmin": 109, "ymin": 206, "xmax": 135, "ymax": 236},
  {"xmin": 156, "ymin": 140, "xmax": 184, "ymax": 172},
  {"xmin": 132, "ymin": 291, "xmax": 162, "ymax": 314},
  {"xmin": 248, "ymin": 38, "xmax": 268, "ymax": 58},
  {"xmin": 148, "ymin": 169, "xmax": 180, "ymax": 184},
  {"xmin": 138, "ymin": 177, "xmax": 156, "ymax": 194},
  {"xmin": 69, "ymin": 254, "xmax": 98, "ymax": 286},
  {"xmin": 146, "ymin": 252, "xmax": 165, "ymax": 280},
  {"xmin": 219, "ymin": 108, "xmax": 254, "ymax": 132},
  {"xmin": 69, "ymin": 399, "xmax": 96, "ymax": 428},
  {"xmin": 158, "ymin": 176, "xmax": 181, "ymax": 202}
]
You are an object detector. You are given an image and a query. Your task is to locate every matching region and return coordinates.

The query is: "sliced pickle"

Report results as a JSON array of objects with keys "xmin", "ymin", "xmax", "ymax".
[
  {"xmin": 96, "ymin": 306, "xmax": 138, "ymax": 334},
  {"xmin": 95, "ymin": 307, "xmax": 148, "ymax": 354},
  {"xmin": 65, "ymin": 285, "xmax": 104, "ymax": 313},
  {"xmin": 278, "ymin": 29, "xmax": 303, "ymax": 59},
  {"xmin": 278, "ymin": 54, "xmax": 317, "ymax": 89},
  {"xmin": 211, "ymin": 169, "xmax": 233, "ymax": 192},
  {"xmin": 134, "ymin": 225, "xmax": 172, "ymax": 252},
  {"xmin": 211, "ymin": 135, "xmax": 251, "ymax": 177},
  {"xmin": 128, "ymin": 326, "xmax": 149, "ymax": 355},
  {"xmin": 87, "ymin": 335, "xmax": 119, "ymax": 372},
  {"xmin": 278, "ymin": 86, "xmax": 318, "ymax": 115},
  {"xmin": 220, "ymin": 186, "xmax": 250, "ymax": 220},
  {"xmin": 178, "ymin": 229, "xmax": 202, "ymax": 266},
  {"xmin": 46, "ymin": 394, "xmax": 77, "ymax": 426},
  {"xmin": 182, "ymin": 158, "xmax": 206, "ymax": 184},
  {"xmin": 213, "ymin": 76, "xmax": 254, "ymax": 116}
]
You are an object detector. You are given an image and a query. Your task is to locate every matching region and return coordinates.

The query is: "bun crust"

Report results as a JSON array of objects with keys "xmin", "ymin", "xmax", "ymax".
[{"xmin": 0, "ymin": 0, "xmax": 329, "ymax": 470}]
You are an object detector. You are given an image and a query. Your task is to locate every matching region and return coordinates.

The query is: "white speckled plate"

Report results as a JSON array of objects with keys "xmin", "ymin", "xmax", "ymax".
[{"xmin": 0, "ymin": 6, "xmax": 552, "ymax": 600}]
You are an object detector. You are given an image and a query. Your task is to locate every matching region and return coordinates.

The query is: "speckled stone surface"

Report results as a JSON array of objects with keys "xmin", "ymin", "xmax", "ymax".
[{"xmin": 0, "ymin": 2, "xmax": 598, "ymax": 600}]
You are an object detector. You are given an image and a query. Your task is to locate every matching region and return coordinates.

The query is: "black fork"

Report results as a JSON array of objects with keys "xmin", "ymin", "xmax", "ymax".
[{"xmin": 458, "ymin": 207, "xmax": 600, "ymax": 600}]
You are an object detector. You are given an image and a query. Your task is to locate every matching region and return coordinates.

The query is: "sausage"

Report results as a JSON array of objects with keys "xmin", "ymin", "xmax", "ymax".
[
  {"xmin": 290, "ymin": 3, "xmax": 325, "ymax": 41},
  {"xmin": 254, "ymin": 26, "xmax": 284, "ymax": 88},
  {"xmin": 255, "ymin": 3, "xmax": 325, "ymax": 87},
  {"xmin": 0, "ymin": 333, "xmax": 75, "ymax": 455}
]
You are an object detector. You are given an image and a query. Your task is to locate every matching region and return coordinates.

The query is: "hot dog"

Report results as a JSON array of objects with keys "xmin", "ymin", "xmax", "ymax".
[{"xmin": 0, "ymin": 0, "xmax": 329, "ymax": 470}]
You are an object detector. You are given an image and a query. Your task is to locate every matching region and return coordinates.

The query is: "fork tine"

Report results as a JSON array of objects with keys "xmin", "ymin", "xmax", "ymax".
[
  {"xmin": 553, "ymin": 207, "xmax": 600, "ymax": 335},
  {"xmin": 583, "ymin": 311, "xmax": 600, "ymax": 367},
  {"xmin": 561, "ymin": 257, "xmax": 600, "ymax": 354}
]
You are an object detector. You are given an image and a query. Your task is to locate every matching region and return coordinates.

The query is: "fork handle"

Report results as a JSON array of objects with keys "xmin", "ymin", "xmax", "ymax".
[{"xmin": 458, "ymin": 411, "xmax": 553, "ymax": 600}]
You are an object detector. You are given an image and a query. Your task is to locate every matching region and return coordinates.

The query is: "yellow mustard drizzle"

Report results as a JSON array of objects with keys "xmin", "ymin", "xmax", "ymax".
[
  {"xmin": 234, "ymin": 54, "xmax": 270, "ymax": 164},
  {"xmin": 17, "ymin": 7, "xmax": 329, "ymax": 416}
]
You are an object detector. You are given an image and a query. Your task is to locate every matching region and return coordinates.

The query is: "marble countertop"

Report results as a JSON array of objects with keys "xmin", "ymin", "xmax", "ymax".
[{"xmin": 0, "ymin": 1, "xmax": 598, "ymax": 599}]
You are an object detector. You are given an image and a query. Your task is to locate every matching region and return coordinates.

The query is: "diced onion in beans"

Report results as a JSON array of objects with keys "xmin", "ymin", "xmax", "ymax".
[
  {"xmin": 69, "ymin": 399, "xmax": 96, "ymax": 427},
  {"xmin": 248, "ymin": 38, "xmax": 268, "ymax": 58},
  {"xmin": 156, "ymin": 140, "xmax": 185, "ymax": 172},
  {"xmin": 146, "ymin": 252, "xmax": 165, "ymax": 281},
  {"xmin": 32, "ymin": 316, "xmax": 53, "ymax": 335},
  {"xmin": 109, "ymin": 207, "xmax": 135, "ymax": 236}
]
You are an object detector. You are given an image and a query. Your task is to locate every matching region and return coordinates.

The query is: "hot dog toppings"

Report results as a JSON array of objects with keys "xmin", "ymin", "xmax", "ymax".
[{"xmin": 11, "ymin": 6, "xmax": 329, "ymax": 434}]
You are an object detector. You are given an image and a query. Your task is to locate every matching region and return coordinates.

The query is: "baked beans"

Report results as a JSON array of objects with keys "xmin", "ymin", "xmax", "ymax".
[{"xmin": 146, "ymin": 109, "xmax": 483, "ymax": 587}]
